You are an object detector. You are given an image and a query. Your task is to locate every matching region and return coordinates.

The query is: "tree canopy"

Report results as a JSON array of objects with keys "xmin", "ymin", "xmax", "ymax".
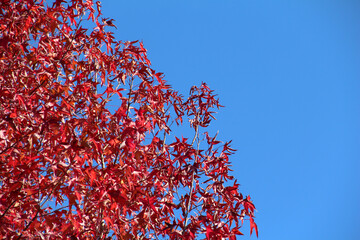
[{"xmin": 0, "ymin": 0, "xmax": 257, "ymax": 239}]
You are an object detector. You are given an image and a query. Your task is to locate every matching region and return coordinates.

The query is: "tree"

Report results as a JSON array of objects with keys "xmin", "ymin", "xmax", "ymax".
[{"xmin": 0, "ymin": 0, "xmax": 257, "ymax": 239}]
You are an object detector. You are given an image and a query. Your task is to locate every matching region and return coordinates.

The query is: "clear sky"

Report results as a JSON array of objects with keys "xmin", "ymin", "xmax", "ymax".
[{"xmin": 102, "ymin": 1, "xmax": 360, "ymax": 239}]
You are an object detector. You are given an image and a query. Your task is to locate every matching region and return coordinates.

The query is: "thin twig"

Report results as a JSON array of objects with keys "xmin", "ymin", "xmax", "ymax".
[
  {"xmin": 126, "ymin": 77, "xmax": 134, "ymax": 118},
  {"xmin": 182, "ymin": 121, "xmax": 200, "ymax": 234}
]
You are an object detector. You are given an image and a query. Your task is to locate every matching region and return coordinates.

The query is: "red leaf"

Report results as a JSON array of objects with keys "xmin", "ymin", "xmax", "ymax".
[
  {"xmin": 250, "ymin": 216, "xmax": 258, "ymax": 237},
  {"xmin": 206, "ymin": 225, "xmax": 213, "ymax": 239},
  {"xmin": 125, "ymin": 138, "xmax": 136, "ymax": 152}
]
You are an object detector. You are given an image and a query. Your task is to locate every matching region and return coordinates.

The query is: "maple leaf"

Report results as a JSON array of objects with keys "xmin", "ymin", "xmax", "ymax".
[
  {"xmin": 102, "ymin": 18, "xmax": 117, "ymax": 28},
  {"xmin": 250, "ymin": 215, "xmax": 259, "ymax": 237}
]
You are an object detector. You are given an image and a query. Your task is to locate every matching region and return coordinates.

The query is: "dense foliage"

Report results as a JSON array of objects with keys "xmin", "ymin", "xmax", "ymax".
[{"xmin": 0, "ymin": 0, "xmax": 257, "ymax": 239}]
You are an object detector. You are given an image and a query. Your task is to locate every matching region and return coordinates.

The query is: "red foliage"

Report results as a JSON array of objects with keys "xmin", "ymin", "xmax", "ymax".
[{"xmin": 0, "ymin": 0, "xmax": 257, "ymax": 239}]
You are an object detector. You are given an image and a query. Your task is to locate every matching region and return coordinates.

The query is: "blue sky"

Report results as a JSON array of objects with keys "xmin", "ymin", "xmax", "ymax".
[{"xmin": 102, "ymin": 1, "xmax": 360, "ymax": 239}]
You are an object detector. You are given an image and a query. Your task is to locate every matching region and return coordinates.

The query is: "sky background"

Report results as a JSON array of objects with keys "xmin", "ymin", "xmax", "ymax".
[{"xmin": 101, "ymin": 1, "xmax": 360, "ymax": 239}]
